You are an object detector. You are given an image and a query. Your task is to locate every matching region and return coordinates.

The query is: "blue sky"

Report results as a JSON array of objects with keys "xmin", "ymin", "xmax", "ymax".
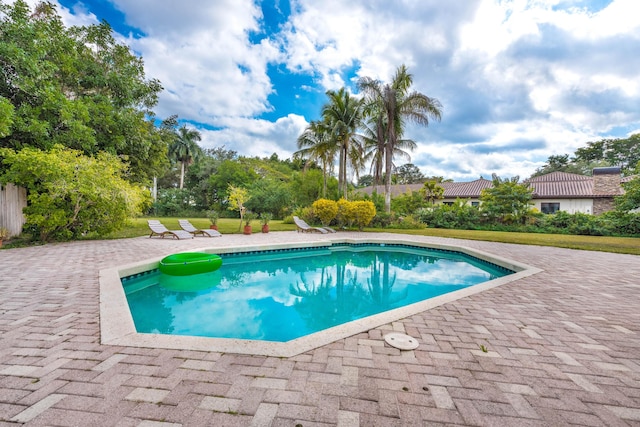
[{"xmin": 37, "ymin": 0, "xmax": 640, "ymax": 180}]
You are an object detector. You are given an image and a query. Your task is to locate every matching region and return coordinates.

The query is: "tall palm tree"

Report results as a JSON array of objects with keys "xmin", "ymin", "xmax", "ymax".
[
  {"xmin": 321, "ymin": 88, "xmax": 364, "ymax": 199},
  {"xmin": 358, "ymin": 65, "xmax": 442, "ymax": 212},
  {"xmin": 169, "ymin": 125, "xmax": 202, "ymax": 189},
  {"xmin": 295, "ymin": 120, "xmax": 336, "ymax": 197},
  {"xmin": 362, "ymin": 117, "xmax": 417, "ymax": 190}
]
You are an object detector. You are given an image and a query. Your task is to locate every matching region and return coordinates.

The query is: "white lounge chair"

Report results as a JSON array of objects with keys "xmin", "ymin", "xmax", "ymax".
[
  {"xmin": 179, "ymin": 219, "xmax": 222, "ymax": 237},
  {"xmin": 293, "ymin": 216, "xmax": 328, "ymax": 234},
  {"xmin": 147, "ymin": 220, "xmax": 194, "ymax": 240}
]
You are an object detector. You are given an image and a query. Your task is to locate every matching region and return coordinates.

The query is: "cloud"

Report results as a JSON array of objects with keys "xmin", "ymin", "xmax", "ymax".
[
  {"xmin": 32, "ymin": 0, "xmax": 640, "ymax": 181},
  {"xmin": 199, "ymin": 113, "xmax": 308, "ymax": 158}
]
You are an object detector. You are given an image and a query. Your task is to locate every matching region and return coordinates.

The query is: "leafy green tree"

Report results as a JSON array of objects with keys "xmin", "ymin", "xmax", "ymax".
[
  {"xmin": 208, "ymin": 159, "xmax": 258, "ymax": 210},
  {"xmin": 245, "ymin": 177, "xmax": 292, "ymax": 218},
  {"xmin": 530, "ymin": 154, "xmax": 586, "ymax": 177},
  {"xmin": 0, "ymin": 1, "xmax": 165, "ymax": 183},
  {"xmin": 0, "ymin": 145, "xmax": 148, "ymax": 241},
  {"xmin": 395, "ymin": 163, "xmax": 425, "ymax": 184},
  {"xmin": 321, "ymin": 88, "xmax": 364, "ymax": 199},
  {"xmin": 358, "ymin": 174, "xmax": 374, "ymax": 187},
  {"xmin": 616, "ymin": 164, "xmax": 640, "ymax": 211},
  {"xmin": 480, "ymin": 174, "xmax": 533, "ymax": 223},
  {"xmin": 574, "ymin": 134, "xmax": 640, "ymax": 175},
  {"xmin": 169, "ymin": 125, "xmax": 202, "ymax": 189},
  {"xmin": 358, "ymin": 65, "xmax": 442, "ymax": 213},
  {"xmin": 0, "ymin": 97, "xmax": 13, "ymax": 137}
]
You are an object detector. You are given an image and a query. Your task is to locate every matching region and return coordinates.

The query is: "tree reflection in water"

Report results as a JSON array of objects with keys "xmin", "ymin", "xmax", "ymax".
[{"xmin": 290, "ymin": 250, "xmax": 416, "ymax": 331}]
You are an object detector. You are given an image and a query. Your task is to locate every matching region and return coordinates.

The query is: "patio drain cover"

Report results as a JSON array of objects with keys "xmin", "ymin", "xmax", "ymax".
[{"xmin": 384, "ymin": 333, "xmax": 419, "ymax": 350}]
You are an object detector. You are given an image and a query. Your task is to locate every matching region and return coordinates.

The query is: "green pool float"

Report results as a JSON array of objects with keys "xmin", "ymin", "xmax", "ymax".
[{"xmin": 159, "ymin": 252, "xmax": 223, "ymax": 276}]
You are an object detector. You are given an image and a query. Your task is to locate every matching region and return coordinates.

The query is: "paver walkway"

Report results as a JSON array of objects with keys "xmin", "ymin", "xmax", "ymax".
[{"xmin": 0, "ymin": 232, "xmax": 639, "ymax": 426}]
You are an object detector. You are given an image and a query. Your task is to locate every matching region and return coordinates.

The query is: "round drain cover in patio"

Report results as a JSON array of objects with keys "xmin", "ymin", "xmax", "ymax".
[{"xmin": 384, "ymin": 333, "xmax": 419, "ymax": 350}]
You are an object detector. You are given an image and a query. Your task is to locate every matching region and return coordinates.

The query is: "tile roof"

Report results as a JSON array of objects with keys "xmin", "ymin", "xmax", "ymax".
[
  {"xmin": 526, "ymin": 171, "xmax": 591, "ymax": 182},
  {"xmin": 441, "ymin": 179, "xmax": 493, "ymax": 197},
  {"xmin": 356, "ymin": 171, "xmax": 627, "ymax": 200}
]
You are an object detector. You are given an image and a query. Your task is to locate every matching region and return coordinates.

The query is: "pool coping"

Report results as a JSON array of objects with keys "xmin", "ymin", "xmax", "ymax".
[{"xmin": 99, "ymin": 237, "xmax": 542, "ymax": 357}]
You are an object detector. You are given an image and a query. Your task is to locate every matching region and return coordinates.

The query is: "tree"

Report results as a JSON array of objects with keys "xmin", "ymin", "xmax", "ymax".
[
  {"xmin": 295, "ymin": 120, "xmax": 336, "ymax": 197},
  {"xmin": 0, "ymin": 97, "xmax": 13, "ymax": 137},
  {"xmin": 321, "ymin": 88, "xmax": 364, "ymax": 199},
  {"xmin": 358, "ymin": 65, "xmax": 442, "ymax": 213},
  {"xmin": 358, "ymin": 174, "xmax": 374, "ymax": 187},
  {"xmin": 395, "ymin": 163, "xmax": 425, "ymax": 184},
  {"xmin": 208, "ymin": 159, "xmax": 258, "ymax": 209},
  {"xmin": 574, "ymin": 134, "xmax": 640, "ymax": 175},
  {"xmin": 480, "ymin": 174, "xmax": 533, "ymax": 223},
  {"xmin": 169, "ymin": 125, "xmax": 202, "ymax": 189},
  {"xmin": 245, "ymin": 177, "xmax": 292, "ymax": 218},
  {"xmin": 0, "ymin": 1, "xmax": 166, "ymax": 184},
  {"xmin": 0, "ymin": 145, "xmax": 148, "ymax": 241},
  {"xmin": 616, "ymin": 163, "xmax": 640, "ymax": 211},
  {"xmin": 227, "ymin": 185, "xmax": 249, "ymax": 230},
  {"xmin": 421, "ymin": 178, "xmax": 445, "ymax": 204},
  {"xmin": 530, "ymin": 154, "xmax": 586, "ymax": 177}
]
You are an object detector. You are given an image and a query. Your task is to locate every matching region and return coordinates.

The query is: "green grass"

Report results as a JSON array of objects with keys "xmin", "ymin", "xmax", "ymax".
[
  {"xmin": 365, "ymin": 227, "xmax": 640, "ymax": 255},
  {"xmin": 104, "ymin": 217, "xmax": 640, "ymax": 256},
  {"xmin": 105, "ymin": 217, "xmax": 297, "ymax": 239}
]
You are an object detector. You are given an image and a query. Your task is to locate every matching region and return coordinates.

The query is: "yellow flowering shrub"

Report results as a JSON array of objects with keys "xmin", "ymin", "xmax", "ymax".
[{"xmin": 312, "ymin": 198, "xmax": 338, "ymax": 225}]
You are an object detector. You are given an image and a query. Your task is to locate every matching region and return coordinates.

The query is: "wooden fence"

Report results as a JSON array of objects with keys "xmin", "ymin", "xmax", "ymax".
[{"xmin": 0, "ymin": 183, "xmax": 27, "ymax": 237}]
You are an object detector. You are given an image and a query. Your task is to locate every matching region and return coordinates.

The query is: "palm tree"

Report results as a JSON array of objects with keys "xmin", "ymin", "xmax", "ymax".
[
  {"xmin": 358, "ymin": 65, "xmax": 442, "ymax": 212},
  {"xmin": 321, "ymin": 88, "xmax": 364, "ymax": 199},
  {"xmin": 169, "ymin": 125, "xmax": 202, "ymax": 189},
  {"xmin": 295, "ymin": 120, "xmax": 336, "ymax": 198}
]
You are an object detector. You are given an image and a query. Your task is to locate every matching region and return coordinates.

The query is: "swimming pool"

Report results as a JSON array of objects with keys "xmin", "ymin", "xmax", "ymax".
[
  {"xmin": 121, "ymin": 243, "xmax": 513, "ymax": 342},
  {"xmin": 101, "ymin": 238, "xmax": 540, "ymax": 356}
]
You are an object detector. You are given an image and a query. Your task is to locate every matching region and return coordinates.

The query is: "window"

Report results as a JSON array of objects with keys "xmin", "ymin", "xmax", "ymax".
[
  {"xmin": 541, "ymin": 202, "xmax": 560, "ymax": 214},
  {"xmin": 471, "ymin": 201, "xmax": 479, "ymax": 207}
]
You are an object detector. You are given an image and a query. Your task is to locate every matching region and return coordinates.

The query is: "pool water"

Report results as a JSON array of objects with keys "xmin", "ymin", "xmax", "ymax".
[{"xmin": 122, "ymin": 244, "xmax": 512, "ymax": 342}]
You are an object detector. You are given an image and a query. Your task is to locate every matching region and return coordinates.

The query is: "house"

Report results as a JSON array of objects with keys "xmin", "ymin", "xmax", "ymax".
[
  {"xmin": 357, "ymin": 167, "xmax": 629, "ymax": 215},
  {"xmin": 525, "ymin": 168, "xmax": 626, "ymax": 215}
]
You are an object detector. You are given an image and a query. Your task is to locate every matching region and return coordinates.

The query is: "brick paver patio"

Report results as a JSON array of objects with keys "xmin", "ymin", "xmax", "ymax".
[{"xmin": 1, "ymin": 232, "xmax": 639, "ymax": 426}]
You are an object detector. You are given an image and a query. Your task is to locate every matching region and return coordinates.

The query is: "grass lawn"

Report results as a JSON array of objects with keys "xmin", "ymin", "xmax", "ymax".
[
  {"xmin": 106, "ymin": 217, "xmax": 640, "ymax": 256},
  {"xmin": 106, "ymin": 217, "xmax": 297, "ymax": 239}
]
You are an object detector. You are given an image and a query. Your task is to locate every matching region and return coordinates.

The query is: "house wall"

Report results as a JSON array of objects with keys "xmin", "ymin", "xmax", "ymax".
[
  {"xmin": 533, "ymin": 198, "xmax": 593, "ymax": 214},
  {"xmin": 593, "ymin": 198, "xmax": 616, "ymax": 215},
  {"xmin": 439, "ymin": 198, "xmax": 481, "ymax": 206}
]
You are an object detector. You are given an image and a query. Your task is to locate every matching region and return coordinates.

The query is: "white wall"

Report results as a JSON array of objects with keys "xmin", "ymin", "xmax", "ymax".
[{"xmin": 533, "ymin": 199, "xmax": 593, "ymax": 214}]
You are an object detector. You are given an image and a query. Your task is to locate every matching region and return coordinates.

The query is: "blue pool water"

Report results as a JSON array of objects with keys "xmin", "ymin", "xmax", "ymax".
[{"xmin": 122, "ymin": 244, "xmax": 513, "ymax": 342}]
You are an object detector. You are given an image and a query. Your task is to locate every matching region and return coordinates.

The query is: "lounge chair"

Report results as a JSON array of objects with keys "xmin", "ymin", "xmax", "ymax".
[
  {"xmin": 148, "ymin": 220, "xmax": 194, "ymax": 239},
  {"xmin": 179, "ymin": 219, "xmax": 222, "ymax": 237},
  {"xmin": 293, "ymin": 216, "xmax": 328, "ymax": 234}
]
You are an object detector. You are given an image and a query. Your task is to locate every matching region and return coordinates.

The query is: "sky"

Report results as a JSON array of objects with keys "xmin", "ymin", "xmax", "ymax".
[{"xmin": 20, "ymin": 0, "xmax": 640, "ymax": 181}]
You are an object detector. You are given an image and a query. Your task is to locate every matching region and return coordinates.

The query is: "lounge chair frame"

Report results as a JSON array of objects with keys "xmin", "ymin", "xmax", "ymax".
[
  {"xmin": 178, "ymin": 219, "xmax": 222, "ymax": 237},
  {"xmin": 293, "ymin": 216, "xmax": 336, "ymax": 234},
  {"xmin": 147, "ymin": 220, "xmax": 194, "ymax": 240}
]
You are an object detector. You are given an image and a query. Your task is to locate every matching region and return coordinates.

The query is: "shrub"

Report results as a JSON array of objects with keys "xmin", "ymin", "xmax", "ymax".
[
  {"xmin": 292, "ymin": 206, "xmax": 316, "ymax": 224},
  {"xmin": 351, "ymin": 200, "xmax": 376, "ymax": 230},
  {"xmin": 336, "ymin": 198, "xmax": 354, "ymax": 227},
  {"xmin": 370, "ymin": 211, "xmax": 394, "ymax": 228},
  {"xmin": 388, "ymin": 215, "xmax": 426, "ymax": 229},
  {"xmin": 312, "ymin": 198, "xmax": 338, "ymax": 226},
  {"xmin": 0, "ymin": 145, "xmax": 148, "ymax": 241}
]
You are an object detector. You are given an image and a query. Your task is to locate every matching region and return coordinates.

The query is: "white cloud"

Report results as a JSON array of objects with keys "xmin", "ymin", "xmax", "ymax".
[
  {"xmin": 27, "ymin": 0, "xmax": 640, "ymax": 180},
  {"xmin": 198, "ymin": 113, "xmax": 308, "ymax": 158}
]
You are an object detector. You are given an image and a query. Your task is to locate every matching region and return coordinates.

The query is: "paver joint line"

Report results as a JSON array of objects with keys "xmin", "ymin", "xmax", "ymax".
[{"xmin": 0, "ymin": 232, "xmax": 638, "ymax": 426}]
